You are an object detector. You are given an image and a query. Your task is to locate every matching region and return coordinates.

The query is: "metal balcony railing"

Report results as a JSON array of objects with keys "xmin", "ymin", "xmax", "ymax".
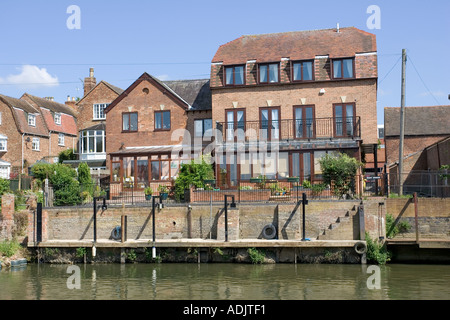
[{"xmin": 216, "ymin": 117, "xmax": 361, "ymax": 142}]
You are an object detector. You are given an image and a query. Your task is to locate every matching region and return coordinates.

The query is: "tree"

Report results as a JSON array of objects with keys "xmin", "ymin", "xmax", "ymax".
[
  {"xmin": 174, "ymin": 156, "xmax": 215, "ymax": 201},
  {"xmin": 50, "ymin": 164, "xmax": 81, "ymax": 206},
  {"xmin": 58, "ymin": 149, "xmax": 77, "ymax": 164},
  {"xmin": 319, "ymin": 152, "xmax": 362, "ymax": 198}
]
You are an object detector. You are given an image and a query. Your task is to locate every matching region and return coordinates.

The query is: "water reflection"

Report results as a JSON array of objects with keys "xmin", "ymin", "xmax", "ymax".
[{"xmin": 0, "ymin": 263, "xmax": 449, "ymax": 300}]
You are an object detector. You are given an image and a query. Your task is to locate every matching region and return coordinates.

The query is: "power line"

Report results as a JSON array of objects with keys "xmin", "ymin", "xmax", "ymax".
[
  {"xmin": 378, "ymin": 56, "xmax": 402, "ymax": 84},
  {"xmin": 407, "ymin": 55, "xmax": 441, "ymax": 105}
]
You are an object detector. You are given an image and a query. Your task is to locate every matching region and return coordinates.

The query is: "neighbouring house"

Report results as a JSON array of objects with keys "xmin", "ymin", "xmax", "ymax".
[
  {"xmin": 0, "ymin": 94, "xmax": 50, "ymax": 177},
  {"xmin": 104, "ymin": 72, "xmax": 211, "ymax": 191},
  {"xmin": 209, "ymin": 27, "xmax": 378, "ymax": 189},
  {"xmin": 20, "ymin": 93, "xmax": 78, "ymax": 164},
  {"xmin": 69, "ymin": 68, "xmax": 124, "ymax": 174},
  {"xmin": 384, "ymin": 105, "xmax": 450, "ymax": 196}
]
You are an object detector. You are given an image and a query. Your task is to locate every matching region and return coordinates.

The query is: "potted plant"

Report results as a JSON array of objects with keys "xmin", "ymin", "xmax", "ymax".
[
  {"xmin": 144, "ymin": 187, "xmax": 153, "ymax": 201},
  {"xmin": 158, "ymin": 185, "xmax": 169, "ymax": 200}
]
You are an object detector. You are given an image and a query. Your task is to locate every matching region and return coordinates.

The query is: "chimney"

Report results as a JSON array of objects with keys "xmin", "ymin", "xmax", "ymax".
[
  {"xmin": 65, "ymin": 96, "xmax": 79, "ymax": 115},
  {"xmin": 84, "ymin": 68, "xmax": 97, "ymax": 96}
]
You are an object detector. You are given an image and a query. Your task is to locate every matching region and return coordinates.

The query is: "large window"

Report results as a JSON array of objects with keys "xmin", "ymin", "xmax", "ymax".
[
  {"xmin": 155, "ymin": 111, "xmax": 171, "ymax": 131},
  {"xmin": 194, "ymin": 119, "xmax": 213, "ymax": 137},
  {"xmin": 259, "ymin": 63, "xmax": 279, "ymax": 83},
  {"xmin": 333, "ymin": 58, "xmax": 354, "ymax": 79},
  {"xmin": 225, "ymin": 65, "xmax": 245, "ymax": 85},
  {"xmin": 260, "ymin": 107, "xmax": 280, "ymax": 140},
  {"xmin": 292, "ymin": 152, "xmax": 313, "ymax": 182},
  {"xmin": 122, "ymin": 112, "xmax": 138, "ymax": 132},
  {"xmin": 294, "ymin": 106, "xmax": 315, "ymax": 139},
  {"xmin": 93, "ymin": 103, "xmax": 109, "ymax": 120},
  {"xmin": 226, "ymin": 109, "xmax": 245, "ymax": 142},
  {"xmin": 81, "ymin": 130, "xmax": 105, "ymax": 154},
  {"xmin": 292, "ymin": 61, "xmax": 313, "ymax": 81},
  {"xmin": 334, "ymin": 103, "xmax": 356, "ymax": 137}
]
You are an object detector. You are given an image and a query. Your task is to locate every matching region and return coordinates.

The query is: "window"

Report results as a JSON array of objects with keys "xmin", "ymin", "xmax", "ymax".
[
  {"xmin": 260, "ymin": 107, "xmax": 280, "ymax": 140},
  {"xmin": 54, "ymin": 113, "xmax": 61, "ymax": 125},
  {"xmin": 334, "ymin": 103, "xmax": 356, "ymax": 137},
  {"xmin": 294, "ymin": 106, "xmax": 315, "ymax": 139},
  {"xmin": 58, "ymin": 133, "xmax": 65, "ymax": 146},
  {"xmin": 28, "ymin": 114, "xmax": 36, "ymax": 127},
  {"xmin": 93, "ymin": 103, "xmax": 109, "ymax": 120},
  {"xmin": 259, "ymin": 63, "xmax": 279, "ymax": 83},
  {"xmin": 81, "ymin": 130, "xmax": 105, "ymax": 154},
  {"xmin": 225, "ymin": 109, "xmax": 245, "ymax": 141},
  {"xmin": 225, "ymin": 65, "xmax": 245, "ymax": 85},
  {"xmin": 292, "ymin": 152, "xmax": 313, "ymax": 182},
  {"xmin": 0, "ymin": 138, "xmax": 7, "ymax": 151},
  {"xmin": 292, "ymin": 61, "xmax": 313, "ymax": 81},
  {"xmin": 194, "ymin": 119, "xmax": 213, "ymax": 137},
  {"xmin": 155, "ymin": 111, "xmax": 171, "ymax": 131},
  {"xmin": 32, "ymin": 137, "xmax": 40, "ymax": 151},
  {"xmin": 0, "ymin": 112, "xmax": 2, "ymax": 125},
  {"xmin": 122, "ymin": 112, "xmax": 138, "ymax": 132},
  {"xmin": 333, "ymin": 58, "xmax": 354, "ymax": 79}
]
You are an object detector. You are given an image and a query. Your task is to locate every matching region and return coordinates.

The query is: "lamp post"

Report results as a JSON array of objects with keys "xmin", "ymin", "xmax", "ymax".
[
  {"xmin": 224, "ymin": 195, "xmax": 236, "ymax": 242},
  {"xmin": 151, "ymin": 195, "xmax": 164, "ymax": 259}
]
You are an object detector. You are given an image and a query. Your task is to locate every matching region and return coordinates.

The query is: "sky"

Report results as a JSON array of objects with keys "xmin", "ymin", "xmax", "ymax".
[{"xmin": 0, "ymin": 0, "xmax": 449, "ymax": 125}]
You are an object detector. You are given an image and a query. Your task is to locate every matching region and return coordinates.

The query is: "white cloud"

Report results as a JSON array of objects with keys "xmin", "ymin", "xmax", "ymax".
[
  {"xmin": 156, "ymin": 74, "xmax": 170, "ymax": 81},
  {"xmin": 420, "ymin": 90, "xmax": 445, "ymax": 97},
  {"xmin": 0, "ymin": 65, "xmax": 59, "ymax": 88}
]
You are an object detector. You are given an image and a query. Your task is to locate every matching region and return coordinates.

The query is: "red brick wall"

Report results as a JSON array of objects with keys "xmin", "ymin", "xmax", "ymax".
[
  {"xmin": 211, "ymin": 78, "xmax": 378, "ymax": 144},
  {"xmin": 105, "ymin": 79, "xmax": 190, "ymax": 159},
  {"xmin": 385, "ymin": 135, "xmax": 447, "ymax": 165}
]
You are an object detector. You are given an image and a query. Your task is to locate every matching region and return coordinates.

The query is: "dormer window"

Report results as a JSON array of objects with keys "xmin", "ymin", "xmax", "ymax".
[
  {"xmin": 259, "ymin": 63, "xmax": 279, "ymax": 84},
  {"xmin": 225, "ymin": 65, "xmax": 245, "ymax": 86},
  {"xmin": 54, "ymin": 113, "xmax": 61, "ymax": 125},
  {"xmin": 0, "ymin": 136, "xmax": 7, "ymax": 152},
  {"xmin": 28, "ymin": 114, "xmax": 36, "ymax": 127},
  {"xmin": 292, "ymin": 61, "xmax": 314, "ymax": 82},
  {"xmin": 332, "ymin": 58, "xmax": 354, "ymax": 79}
]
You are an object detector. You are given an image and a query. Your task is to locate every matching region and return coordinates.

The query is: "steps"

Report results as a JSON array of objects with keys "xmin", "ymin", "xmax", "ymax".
[{"xmin": 317, "ymin": 206, "xmax": 357, "ymax": 240}]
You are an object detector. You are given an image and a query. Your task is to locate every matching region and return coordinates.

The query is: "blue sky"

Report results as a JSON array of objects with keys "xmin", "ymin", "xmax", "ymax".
[{"xmin": 0, "ymin": 0, "xmax": 449, "ymax": 125}]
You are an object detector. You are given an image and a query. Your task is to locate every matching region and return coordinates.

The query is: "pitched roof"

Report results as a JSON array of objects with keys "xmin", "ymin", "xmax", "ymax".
[
  {"xmin": 105, "ymin": 72, "xmax": 209, "ymax": 113},
  {"xmin": 163, "ymin": 79, "xmax": 211, "ymax": 111},
  {"xmin": 212, "ymin": 27, "xmax": 377, "ymax": 64},
  {"xmin": 384, "ymin": 106, "xmax": 450, "ymax": 137},
  {"xmin": 77, "ymin": 80, "xmax": 124, "ymax": 105},
  {"xmin": 22, "ymin": 93, "xmax": 77, "ymax": 117},
  {"xmin": 0, "ymin": 94, "xmax": 48, "ymax": 137}
]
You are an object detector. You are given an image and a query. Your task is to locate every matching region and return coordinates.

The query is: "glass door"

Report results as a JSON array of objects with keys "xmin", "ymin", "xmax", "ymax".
[
  {"xmin": 294, "ymin": 106, "xmax": 315, "ymax": 139},
  {"xmin": 260, "ymin": 107, "xmax": 280, "ymax": 141}
]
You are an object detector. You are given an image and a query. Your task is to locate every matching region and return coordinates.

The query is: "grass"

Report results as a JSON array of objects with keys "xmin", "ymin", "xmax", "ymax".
[{"xmin": 0, "ymin": 239, "xmax": 22, "ymax": 258}]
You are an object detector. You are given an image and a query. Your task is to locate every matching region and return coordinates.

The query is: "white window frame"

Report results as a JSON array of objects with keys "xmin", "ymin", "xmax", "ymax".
[
  {"xmin": 58, "ymin": 133, "xmax": 65, "ymax": 146},
  {"xmin": 80, "ymin": 130, "xmax": 105, "ymax": 154},
  {"xmin": 0, "ymin": 112, "xmax": 2, "ymax": 125},
  {"xmin": 28, "ymin": 114, "xmax": 36, "ymax": 127},
  {"xmin": 93, "ymin": 103, "xmax": 109, "ymax": 120},
  {"xmin": 0, "ymin": 139, "xmax": 7, "ymax": 151},
  {"xmin": 54, "ymin": 113, "xmax": 61, "ymax": 125},
  {"xmin": 32, "ymin": 137, "xmax": 40, "ymax": 151}
]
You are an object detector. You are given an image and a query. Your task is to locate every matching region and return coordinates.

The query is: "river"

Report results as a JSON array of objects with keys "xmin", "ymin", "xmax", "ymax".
[{"xmin": 1, "ymin": 263, "xmax": 449, "ymax": 301}]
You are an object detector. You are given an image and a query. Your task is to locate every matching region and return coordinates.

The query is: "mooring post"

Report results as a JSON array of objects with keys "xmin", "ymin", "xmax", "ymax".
[
  {"xmin": 301, "ymin": 193, "xmax": 308, "ymax": 241},
  {"xmin": 359, "ymin": 202, "xmax": 365, "ymax": 241},
  {"xmin": 414, "ymin": 192, "xmax": 419, "ymax": 243}
]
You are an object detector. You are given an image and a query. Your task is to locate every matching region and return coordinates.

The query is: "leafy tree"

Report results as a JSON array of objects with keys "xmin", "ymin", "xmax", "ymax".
[
  {"xmin": 58, "ymin": 149, "xmax": 77, "ymax": 164},
  {"xmin": 319, "ymin": 152, "xmax": 362, "ymax": 198},
  {"xmin": 50, "ymin": 164, "xmax": 81, "ymax": 206},
  {"xmin": 77, "ymin": 162, "xmax": 93, "ymax": 196},
  {"xmin": 0, "ymin": 178, "xmax": 10, "ymax": 196},
  {"xmin": 174, "ymin": 157, "xmax": 215, "ymax": 201}
]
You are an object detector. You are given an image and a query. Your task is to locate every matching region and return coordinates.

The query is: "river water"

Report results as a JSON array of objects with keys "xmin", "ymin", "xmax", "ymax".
[{"xmin": 0, "ymin": 263, "xmax": 449, "ymax": 300}]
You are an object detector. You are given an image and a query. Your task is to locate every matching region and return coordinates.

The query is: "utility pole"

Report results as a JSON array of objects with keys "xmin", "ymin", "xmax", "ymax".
[{"xmin": 398, "ymin": 49, "xmax": 407, "ymax": 195}]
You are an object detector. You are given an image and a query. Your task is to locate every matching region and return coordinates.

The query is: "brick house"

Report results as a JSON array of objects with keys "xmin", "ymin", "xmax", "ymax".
[
  {"xmin": 104, "ymin": 72, "xmax": 211, "ymax": 191},
  {"xmin": 0, "ymin": 94, "xmax": 49, "ymax": 177},
  {"xmin": 209, "ymin": 27, "xmax": 378, "ymax": 188},
  {"xmin": 384, "ymin": 105, "xmax": 450, "ymax": 196},
  {"xmin": 20, "ymin": 93, "xmax": 78, "ymax": 164},
  {"xmin": 69, "ymin": 68, "xmax": 124, "ymax": 172}
]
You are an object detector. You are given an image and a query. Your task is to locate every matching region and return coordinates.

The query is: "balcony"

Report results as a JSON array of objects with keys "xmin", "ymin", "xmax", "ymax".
[{"xmin": 216, "ymin": 117, "xmax": 361, "ymax": 142}]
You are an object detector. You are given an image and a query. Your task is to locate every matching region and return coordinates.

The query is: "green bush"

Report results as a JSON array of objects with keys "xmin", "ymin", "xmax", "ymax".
[
  {"xmin": 0, "ymin": 239, "xmax": 21, "ymax": 258},
  {"xmin": 174, "ymin": 156, "xmax": 214, "ymax": 201},
  {"xmin": 386, "ymin": 213, "xmax": 412, "ymax": 238},
  {"xmin": 247, "ymin": 247, "xmax": 265, "ymax": 264},
  {"xmin": 319, "ymin": 153, "xmax": 362, "ymax": 198},
  {"xmin": 365, "ymin": 233, "xmax": 390, "ymax": 265}
]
